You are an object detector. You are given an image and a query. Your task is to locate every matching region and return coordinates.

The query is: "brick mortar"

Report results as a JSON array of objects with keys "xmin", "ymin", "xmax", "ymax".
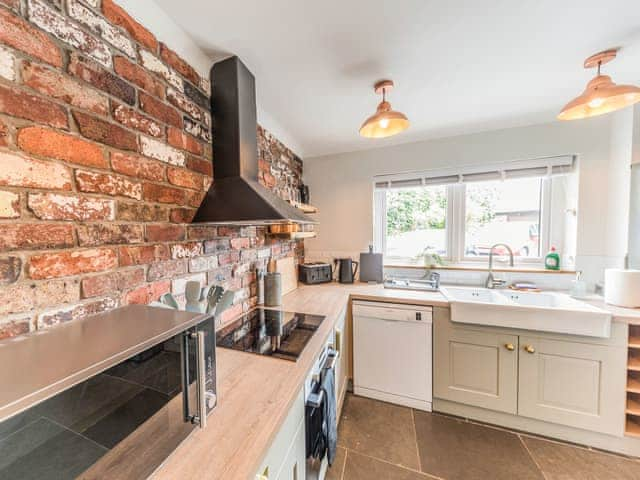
[{"xmin": 0, "ymin": 1, "xmax": 305, "ymax": 339}]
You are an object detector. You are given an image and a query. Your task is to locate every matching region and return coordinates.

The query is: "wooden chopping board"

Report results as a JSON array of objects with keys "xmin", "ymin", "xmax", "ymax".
[{"xmin": 276, "ymin": 257, "xmax": 298, "ymax": 295}]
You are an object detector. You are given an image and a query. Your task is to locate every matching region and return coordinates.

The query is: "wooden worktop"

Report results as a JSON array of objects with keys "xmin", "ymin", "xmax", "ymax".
[
  {"xmin": 151, "ymin": 283, "xmax": 637, "ymax": 479},
  {"xmin": 151, "ymin": 283, "xmax": 448, "ymax": 480}
]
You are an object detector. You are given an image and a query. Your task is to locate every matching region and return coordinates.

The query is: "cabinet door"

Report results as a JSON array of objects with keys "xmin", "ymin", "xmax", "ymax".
[
  {"xmin": 276, "ymin": 419, "xmax": 306, "ymax": 480},
  {"xmin": 518, "ymin": 336, "xmax": 626, "ymax": 436},
  {"xmin": 434, "ymin": 324, "xmax": 518, "ymax": 414}
]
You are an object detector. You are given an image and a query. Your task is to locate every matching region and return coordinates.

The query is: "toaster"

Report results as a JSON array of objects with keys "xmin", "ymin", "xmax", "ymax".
[{"xmin": 298, "ymin": 262, "xmax": 333, "ymax": 284}]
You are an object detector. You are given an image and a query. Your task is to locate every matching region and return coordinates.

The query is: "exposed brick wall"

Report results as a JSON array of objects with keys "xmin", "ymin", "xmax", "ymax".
[{"xmin": 0, "ymin": 0, "xmax": 304, "ymax": 339}]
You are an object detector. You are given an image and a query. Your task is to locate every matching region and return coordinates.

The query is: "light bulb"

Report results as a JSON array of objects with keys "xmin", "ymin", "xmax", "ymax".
[
  {"xmin": 379, "ymin": 118, "xmax": 389, "ymax": 129},
  {"xmin": 588, "ymin": 97, "xmax": 605, "ymax": 108}
]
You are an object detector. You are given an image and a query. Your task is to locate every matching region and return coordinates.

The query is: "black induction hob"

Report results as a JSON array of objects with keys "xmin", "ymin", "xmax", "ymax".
[{"xmin": 215, "ymin": 308, "xmax": 326, "ymax": 361}]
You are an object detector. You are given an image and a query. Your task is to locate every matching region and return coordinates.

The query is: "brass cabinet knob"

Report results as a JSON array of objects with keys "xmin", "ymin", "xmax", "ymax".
[
  {"xmin": 524, "ymin": 345, "xmax": 536, "ymax": 354},
  {"xmin": 504, "ymin": 343, "xmax": 515, "ymax": 351}
]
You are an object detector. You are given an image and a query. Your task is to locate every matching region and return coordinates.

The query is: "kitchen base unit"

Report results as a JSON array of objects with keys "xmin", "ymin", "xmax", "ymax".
[
  {"xmin": 352, "ymin": 301, "xmax": 433, "ymax": 411},
  {"xmin": 433, "ymin": 312, "xmax": 640, "ymax": 456}
]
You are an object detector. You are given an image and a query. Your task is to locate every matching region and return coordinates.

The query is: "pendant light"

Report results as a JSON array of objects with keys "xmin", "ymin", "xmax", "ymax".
[
  {"xmin": 359, "ymin": 80, "xmax": 410, "ymax": 138},
  {"xmin": 558, "ymin": 49, "xmax": 640, "ymax": 121}
]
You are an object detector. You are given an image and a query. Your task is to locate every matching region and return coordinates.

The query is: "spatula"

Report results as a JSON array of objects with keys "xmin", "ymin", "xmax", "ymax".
[{"xmin": 185, "ymin": 281, "xmax": 204, "ymax": 313}]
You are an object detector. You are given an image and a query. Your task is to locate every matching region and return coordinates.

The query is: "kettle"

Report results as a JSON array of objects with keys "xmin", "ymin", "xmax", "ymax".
[{"xmin": 334, "ymin": 258, "xmax": 359, "ymax": 284}]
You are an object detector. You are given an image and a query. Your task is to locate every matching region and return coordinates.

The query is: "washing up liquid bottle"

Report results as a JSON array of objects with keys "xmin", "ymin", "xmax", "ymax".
[{"xmin": 545, "ymin": 247, "xmax": 560, "ymax": 271}]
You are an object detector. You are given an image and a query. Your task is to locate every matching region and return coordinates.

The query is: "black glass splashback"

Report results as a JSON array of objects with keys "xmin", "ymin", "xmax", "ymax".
[{"xmin": 216, "ymin": 308, "xmax": 326, "ymax": 361}]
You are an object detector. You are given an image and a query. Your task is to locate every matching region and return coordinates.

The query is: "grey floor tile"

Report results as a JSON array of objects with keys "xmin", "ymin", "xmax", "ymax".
[
  {"xmin": 413, "ymin": 411, "xmax": 544, "ymax": 480},
  {"xmin": 326, "ymin": 446, "xmax": 347, "ymax": 480},
  {"xmin": 0, "ymin": 417, "xmax": 106, "ymax": 480},
  {"xmin": 338, "ymin": 394, "xmax": 420, "ymax": 470},
  {"xmin": 343, "ymin": 450, "xmax": 434, "ymax": 480},
  {"xmin": 522, "ymin": 435, "xmax": 640, "ymax": 480}
]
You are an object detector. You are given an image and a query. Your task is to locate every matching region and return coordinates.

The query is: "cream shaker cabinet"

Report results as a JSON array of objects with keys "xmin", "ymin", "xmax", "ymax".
[
  {"xmin": 518, "ymin": 335, "xmax": 626, "ymax": 436},
  {"xmin": 434, "ymin": 318, "xmax": 519, "ymax": 414},
  {"xmin": 435, "ymin": 317, "xmax": 627, "ymax": 436},
  {"xmin": 334, "ymin": 306, "xmax": 349, "ymax": 414}
]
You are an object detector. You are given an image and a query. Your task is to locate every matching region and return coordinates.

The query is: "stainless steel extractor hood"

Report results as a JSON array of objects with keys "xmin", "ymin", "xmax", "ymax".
[{"xmin": 193, "ymin": 56, "xmax": 315, "ymax": 225}]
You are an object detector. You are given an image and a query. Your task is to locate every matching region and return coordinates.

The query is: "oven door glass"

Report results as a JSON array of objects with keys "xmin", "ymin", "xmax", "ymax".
[{"xmin": 0, "ymin": 319, "xmax": 215, "ymax": 480}]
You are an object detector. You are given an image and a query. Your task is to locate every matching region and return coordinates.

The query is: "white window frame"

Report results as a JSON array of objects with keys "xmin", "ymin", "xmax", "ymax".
[{"xmin": 373, "ymin": 156, "xmax": 574, "ymax": 267}]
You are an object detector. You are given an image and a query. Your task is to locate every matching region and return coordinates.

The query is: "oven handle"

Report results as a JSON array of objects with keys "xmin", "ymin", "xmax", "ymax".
[
  {"xmin": 180, "ymin": 331, "xmax": 191, "ymax": 423},
  {"xmin": 194, "ymin": 330, "xmax": 207, "ymax": 429}
]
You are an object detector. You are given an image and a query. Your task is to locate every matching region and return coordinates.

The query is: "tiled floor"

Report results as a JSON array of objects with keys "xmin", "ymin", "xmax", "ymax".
[{"xmin": 328, "ymin": 394, "xmax": 640, "ymax": 480}]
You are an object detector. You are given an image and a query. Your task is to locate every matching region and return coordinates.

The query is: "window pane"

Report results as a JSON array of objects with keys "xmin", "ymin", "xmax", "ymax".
[
  {"xmin": 385, "ymin": 185, "xmax": 447, "ymax": 260},
  {"xmin": 465, "ymin": 177, "xmax": 542, "ymax": 258}
]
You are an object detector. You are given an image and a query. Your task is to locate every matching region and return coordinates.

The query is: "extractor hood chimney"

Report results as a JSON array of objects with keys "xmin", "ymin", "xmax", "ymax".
[{"xmin": 192, "ymin": 56, "xmax": 314, "ymax": 225}]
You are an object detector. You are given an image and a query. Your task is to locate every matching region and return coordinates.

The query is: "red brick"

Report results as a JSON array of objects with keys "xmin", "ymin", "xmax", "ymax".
[
  {"xmin": 167, "ymin": 166, "xmax": 202, "ymax": 190},
  {"xmin": 22, "ymin": 61, "xmax": 109, "ymax": 116},
  {"xmin": 0, "ymin": 84, "xmax": 68, "ymax": 129},
  {"xmin": 29, "ymin": 248, "xmax": 118, "ymax": 280},
  {"xmin": 77, "ymin": 223, "xmax": 145, "ymax": 247},
  {"xmin": 146, "ymin": 224, "xmax": 186, "ymax": 242},
  {"xmin": 167, "ymin": 87, "xmax": 206, "ymax": 122},
  {"xmin": 0, "ymin": 151, "xmax": 72, "ymax": 190},
  {"xmin": 159, "ymin": 43, "xmax": 200, "ymax": 85},
  {"xmin": 17, "ymin": 126, "xmax": 107, "ymax": 168},
  {"xmin": 139, "ymin": 92, "xmax": 182, "ymax": 128},
  {"xmin": 186, "ymin": 154, "xmax": 213, "ymax": 176},
  {"xmin": 68, "ymin": 53, "xmax": 136, "ymax": 105},
  {"xmin": 187, "ymin": 226, "xmax": 218, "ymax": 240},
  {"xmin": 112, "ymin": 103, "xmax": 164, "ymax": 138},
  {"xmin": 113, "ymin": 56, "xmax": 165, "ymax": 99},
  {"xmin": 73, "ymin": 111, "xmax": 138, "ymax": 151},
  {"xmin": 102, "ymin": 0, "xmax": 158, "ymax": 51},
  {"xmin": 230, "ymin": 237, "xmax": 250, "ymax": 250},
  {"xmin": 0, "ymin": 223, "xmax": 74, "ymax": 251},
  {"xmin": 0, "ymin": 191, "xmax": 19, "ymax": 218},
  {"xmin": 28, "ymin": 192, "xmax": 114, "ymax": 221},
  {"xmin": 0, "ymin": 256, "xmax": 21, "ymax": 284},
  {"xmin": 75, "ymin": 170, "xmax": 142, "ymax": 200},
  {"xmin": 167, "ymin": 127, "xmax": 203, "ymax": 155},
  {"xmin": 119, "ymin": 244, "xmax": 170, "ymax": 266},
  {"xmin": 116, "ymin": 202, "xmax": 168, "ymax": 222},
  {"xmin": 143, "ymin": 182, "xmax": 186, "ymax": 204},
  {"xmin": 218, "ymin": 250, "xmax": 240, "ymax": 266},
  {"xmin": 123, "ymin": 281, "xmax": 170, "ymax": 305},
  {"xmin": 0, "ymin": 8, "xmax": 62, "ymax": 67},
  {"xmin": 81, "ymin": 268, "xmax": 145, "ymax": 298},
  {"xmin": 170, "ymin": 208, "xmax": 195, "ymax": 223},
  {"xmin": 0, "ymin": 315, "xmax": 32, "ymax": 340},
  {"xmin": 185, "ymin": 189, "xmax": 204, "ymax": 207},
  {"xmin": 147, "ymin": 259, "xmax": 187, "ymax": 281},
  {"xmin": 110, "ymin": 152, "xmax": 165, "ymax": 182}
]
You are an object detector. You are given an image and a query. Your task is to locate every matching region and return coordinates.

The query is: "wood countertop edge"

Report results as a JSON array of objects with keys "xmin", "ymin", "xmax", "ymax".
[{"xmin": 150, "ymin": 283, "xmax": 638, "ymax": 480}]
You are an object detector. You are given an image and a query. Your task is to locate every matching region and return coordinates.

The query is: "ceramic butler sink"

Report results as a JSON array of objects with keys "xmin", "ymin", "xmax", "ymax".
[{"xmin": 440, "ymin": 286, "xmax": 611, "ymax": 338}]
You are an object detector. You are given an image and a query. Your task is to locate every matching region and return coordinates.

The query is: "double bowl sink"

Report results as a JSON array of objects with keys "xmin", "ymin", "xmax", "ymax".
[{"xmin": 440, "ymin": 286, "xmax": 612, "ymax": 338}]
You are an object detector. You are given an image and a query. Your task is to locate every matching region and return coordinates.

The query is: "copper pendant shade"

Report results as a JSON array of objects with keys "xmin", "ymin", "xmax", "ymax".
[
  {"xmin": 558, "ymin": 49, "xmax": 640, "ymax": 121},
  {"xmin": 359, "ymin": 80, "xmax": 410, "ymax": 138}
]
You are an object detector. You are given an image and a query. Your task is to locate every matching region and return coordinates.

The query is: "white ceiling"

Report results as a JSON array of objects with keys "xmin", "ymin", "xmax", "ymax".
[{"xmin": 154, "ymin": 0, "xmax": 640, "ymax": 158}]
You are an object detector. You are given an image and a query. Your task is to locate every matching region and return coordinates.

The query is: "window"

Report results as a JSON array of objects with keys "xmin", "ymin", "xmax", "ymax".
[{"xmin": 374, "ymin": 156, "xmax": 576, "ymax": 266}]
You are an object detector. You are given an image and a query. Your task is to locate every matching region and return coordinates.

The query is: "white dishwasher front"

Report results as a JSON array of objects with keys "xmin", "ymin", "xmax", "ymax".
[{"xmin": 352, "ymin": 301, "xmax": 433, "ymax": 411}]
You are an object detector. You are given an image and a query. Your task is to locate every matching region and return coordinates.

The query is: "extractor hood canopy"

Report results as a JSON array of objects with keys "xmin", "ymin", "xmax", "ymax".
[{"xmin": 193, "ymin": 56, "xmax": 315, "ymax": 225}]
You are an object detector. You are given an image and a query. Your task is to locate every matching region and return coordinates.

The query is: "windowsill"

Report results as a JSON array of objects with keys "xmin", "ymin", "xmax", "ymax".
[{"xmin": 384, "ymin": 263, "xmax": 577, "ymax": 275}]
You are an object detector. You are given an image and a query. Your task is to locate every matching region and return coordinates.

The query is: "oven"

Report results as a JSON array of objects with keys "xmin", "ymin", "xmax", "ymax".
[
  {"xmin": 0, "ymin": 312, "xmax": 216, "ymax": 480},
  {"xmin": 305, "ymin": 343, "xmax": 339, "ymax": 480}
]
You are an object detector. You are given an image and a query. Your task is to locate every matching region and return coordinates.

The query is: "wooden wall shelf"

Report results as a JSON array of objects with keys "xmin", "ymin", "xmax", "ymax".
[
  {"xmin": 268, "ymin": 231, "xmax": 317, "ymax": 240},
  {"xmin": 625, "ymin": 325, "xmax": 640, "ymax": 437}
]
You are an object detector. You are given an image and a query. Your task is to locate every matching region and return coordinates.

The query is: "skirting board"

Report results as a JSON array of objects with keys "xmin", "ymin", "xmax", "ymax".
[
  {"xmin": 434, "ymin": 398, "xmax": 640, "ymax": 458},
  {"xmin": 355, "ymin": 386, "xmax": 432, "ymax": 412}
]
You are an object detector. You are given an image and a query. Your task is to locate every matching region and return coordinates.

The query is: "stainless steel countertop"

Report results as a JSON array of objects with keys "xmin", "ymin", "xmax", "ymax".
[{"xmin": 0, "ymin": 305, "xmax": 207, "ymax": 422}]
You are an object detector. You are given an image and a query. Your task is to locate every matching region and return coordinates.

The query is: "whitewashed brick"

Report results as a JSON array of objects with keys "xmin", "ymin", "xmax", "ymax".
[
  {"xmin": 140, "ymin": 136, "xmax": 185, "ymax": 166},
  {"xmin": 171, "ymin": 242, "xmax": 203, "ymax": 259},
  {"xmin": 28, "ymin": 0, "xmax": 112, "ymax": 68},
  {"xmin": 80, "ymin": 0, "xmax": 100, "ymax": 8},
  {"xmin": 139, "ymin": 49, "xmax": 183, "ymax": 91},
  {"xmin": 184, "ymin": 116, "xmax": 211, "ymax": 142},
  {"xmin": 68, "ymin": 0, "xmax": 136, "ymax": 58},
  {"xmin": 200, "ymin": 77, "xmax": 211, "ymax": 96},
  {"xmin": 167, "ymin": 87, "xmax": 204, "ymax": 122},
  {"xmin": 171, "ymin": 273, "xmax": 206, "ymax": 295},
  {"xmin": 0, "ymin": 191, "xmax": 19, "ymax": 218},
  {"xmin": 0, "ymin": 46, "xmax": 16, "ymax": 81},
  {"xmin": 189, "ymin": 255, "xmax": 219, "ymax": 273}
]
